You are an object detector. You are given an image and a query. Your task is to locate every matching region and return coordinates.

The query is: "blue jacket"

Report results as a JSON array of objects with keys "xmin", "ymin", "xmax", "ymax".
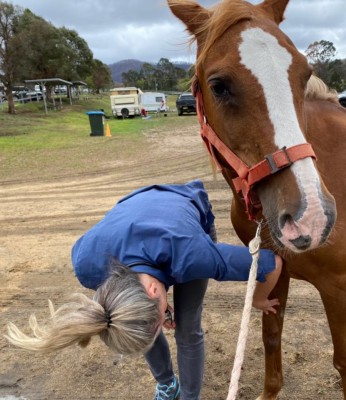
[{"xmin": 72, "ymin": 180, "xmax": 275, "ymax": 290}]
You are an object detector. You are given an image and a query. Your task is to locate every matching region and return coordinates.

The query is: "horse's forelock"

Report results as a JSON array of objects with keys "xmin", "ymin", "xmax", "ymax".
[{"xmin": 195, "ymin": 0, "xmax": 254, "ymax": 69}]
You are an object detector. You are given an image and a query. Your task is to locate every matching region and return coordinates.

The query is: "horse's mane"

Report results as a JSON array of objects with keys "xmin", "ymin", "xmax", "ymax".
[{"xmin": 305, "ymin": 75, "xmax": 339, "ymax": 103}]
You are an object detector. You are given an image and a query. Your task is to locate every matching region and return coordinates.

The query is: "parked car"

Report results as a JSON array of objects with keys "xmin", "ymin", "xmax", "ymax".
[
  {"xmin": 24, "ymin": 91, "xmax": 44, "ymax": 102},
  {"xmin": 338, "ymin": 91, "xmax": 346, "ymax": 108},
  {"xmin": 13, "ymin": 90, "xmax": 28, "ymax": 101},
  {"xmin": 55, "ymin": 87, "xmax": 67, "ymax": 95},
  {"xmin": 176, "ymin": 92, "xmax": 196, "ymax": 116}
]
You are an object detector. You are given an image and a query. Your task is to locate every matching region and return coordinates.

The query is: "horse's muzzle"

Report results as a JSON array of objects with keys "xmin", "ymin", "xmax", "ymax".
[{"xmin": 274, "ymin": 199, "xmax": 336, "ymax": 252}]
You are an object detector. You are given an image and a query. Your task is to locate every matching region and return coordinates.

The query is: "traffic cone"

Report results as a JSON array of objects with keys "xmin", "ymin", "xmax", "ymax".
[{"xmin": 105, "ymin": 123, "xmax": 112, "ymax": 137}]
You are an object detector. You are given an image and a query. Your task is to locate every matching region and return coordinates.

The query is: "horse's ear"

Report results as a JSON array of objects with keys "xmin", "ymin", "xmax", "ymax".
[
  {"xmin": 167, "ymin": 0, "xmax": 210, "ymax": 35},
  {"xmin": 258, "ymin": 0, "xmax": 290, "ymax": 24}
]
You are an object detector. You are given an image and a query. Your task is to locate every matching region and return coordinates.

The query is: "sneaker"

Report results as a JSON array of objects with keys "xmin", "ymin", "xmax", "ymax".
[{"xmin": 154, "ymin": 376, "xmax": 180, "ymax": 400}]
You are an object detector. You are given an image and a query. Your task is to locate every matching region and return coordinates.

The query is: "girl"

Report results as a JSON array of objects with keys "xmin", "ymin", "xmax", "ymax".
[{"xmin": 6, "ymin": 180, "xmax": 282, "ymax": 400}]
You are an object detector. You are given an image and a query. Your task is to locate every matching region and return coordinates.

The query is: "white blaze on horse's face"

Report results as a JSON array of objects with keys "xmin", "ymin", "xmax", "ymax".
[{"xmin": 239, "ymin": 27, "xmax": 330, "ymax": 251}]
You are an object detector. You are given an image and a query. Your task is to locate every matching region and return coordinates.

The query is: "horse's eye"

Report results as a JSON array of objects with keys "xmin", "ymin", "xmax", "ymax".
[{"xmin": 210, "ymin": 80, "xmax": 230, "ymax": 98}]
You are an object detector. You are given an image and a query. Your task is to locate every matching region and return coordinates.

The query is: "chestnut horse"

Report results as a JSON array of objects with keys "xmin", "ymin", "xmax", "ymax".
[{"xmin": 168, "ymin": 0, "xmax": 346, "ymax": 398}]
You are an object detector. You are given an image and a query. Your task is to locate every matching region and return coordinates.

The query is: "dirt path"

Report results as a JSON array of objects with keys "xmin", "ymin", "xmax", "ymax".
[{"xmin": 0, "ymin": 124, "xmax": 341, "ymax": 399}]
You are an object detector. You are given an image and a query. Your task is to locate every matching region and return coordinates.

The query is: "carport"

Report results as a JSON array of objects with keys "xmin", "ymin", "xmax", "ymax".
[
  {"xmin": 72, "ymin": 81, "xmax": 87, "ymax": 98},
  {"xmin": 24, "ymin": 78, "xmax": 73, "ymax": 114}
]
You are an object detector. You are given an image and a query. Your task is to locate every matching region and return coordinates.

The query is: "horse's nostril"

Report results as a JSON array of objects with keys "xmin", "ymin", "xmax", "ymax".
[
  {"xmin": 290, "ymin": 235, "xmax": 312, "ymax": 250},
  {"xmin": 279, "ymin": 213, "xmax": 294, "ymax": 229}
]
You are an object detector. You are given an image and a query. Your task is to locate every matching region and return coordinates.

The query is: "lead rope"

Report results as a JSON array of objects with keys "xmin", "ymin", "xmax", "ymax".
[{"xmin": 226, "ymin": 221, "xmax": 262, "ymax": 400}]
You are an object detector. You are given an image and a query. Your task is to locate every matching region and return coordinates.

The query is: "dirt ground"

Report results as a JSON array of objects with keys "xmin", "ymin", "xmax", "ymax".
[{"xmin": 0, "ymin": 123, "xmax": 342, "ymax": 399}]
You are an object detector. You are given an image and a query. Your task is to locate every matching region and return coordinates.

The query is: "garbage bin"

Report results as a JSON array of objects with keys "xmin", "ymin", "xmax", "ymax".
[{"xmin": 86, "ymin": 111, "xmax": 105, "ymax": 136}]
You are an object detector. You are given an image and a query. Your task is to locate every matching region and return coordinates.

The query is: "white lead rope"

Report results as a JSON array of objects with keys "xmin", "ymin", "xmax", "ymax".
[{"xmin": 226, "ymin": 221, "xmax": 262, "ymax": 400}]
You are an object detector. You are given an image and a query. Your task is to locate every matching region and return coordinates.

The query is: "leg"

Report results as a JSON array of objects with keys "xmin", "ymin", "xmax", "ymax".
[
  {"xmin": 257, "ymin": 266, "xmax": 290, "ymax": 400},
  {"xmin": 319, "ymin": 287, "xmax": 346, "ymax": 399},
  {"xmin": 144, "ymin": 331, "xmax": 175, "ymax": 385},
  {"xmin": 174, "ymin": 279, "xmax": 209, "ymax": 400}
]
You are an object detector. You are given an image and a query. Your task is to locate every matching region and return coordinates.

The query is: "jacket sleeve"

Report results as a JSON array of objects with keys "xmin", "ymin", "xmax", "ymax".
[{"xmin": 169, "ymin": 234, "xmax": 276, "ymax": 283}]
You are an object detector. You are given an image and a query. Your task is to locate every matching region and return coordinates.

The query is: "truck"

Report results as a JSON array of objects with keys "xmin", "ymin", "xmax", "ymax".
[
  {"xmin": 176, "ymin": 92, "xmax": 196, "ymax": 116},
  {"xmin": 110, "ymin": 87, "xmax": 142, "ymax": 118},
  {"xmin": 140, "ymin": 92, "xmax": 169, "ymax": 112}
]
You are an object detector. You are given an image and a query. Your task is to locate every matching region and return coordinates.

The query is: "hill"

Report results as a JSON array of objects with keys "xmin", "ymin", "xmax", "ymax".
[
  {"xmin": 108, "ymin": 59, "xmax": 193, "ymax": 83},
  {"xmin": 108, "ymin": 59, "xmax": 144, "ymax": 84}
]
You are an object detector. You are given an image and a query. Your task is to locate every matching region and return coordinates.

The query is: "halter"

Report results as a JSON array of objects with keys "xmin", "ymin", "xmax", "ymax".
[{"xmin": 192, "ymin": 77, "xmax": 317, "ymax": 220}]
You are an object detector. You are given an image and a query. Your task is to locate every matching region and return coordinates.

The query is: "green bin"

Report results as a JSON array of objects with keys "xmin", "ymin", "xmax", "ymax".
[{"xmin": 86, "ymin": 111, "xmax": 105, "ymax": 136}]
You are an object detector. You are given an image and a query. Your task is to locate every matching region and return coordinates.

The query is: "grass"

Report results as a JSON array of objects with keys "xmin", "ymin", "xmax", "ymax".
[{"xmin": 0, "ymin": 93, "xmax": 198, "ymax": 183}]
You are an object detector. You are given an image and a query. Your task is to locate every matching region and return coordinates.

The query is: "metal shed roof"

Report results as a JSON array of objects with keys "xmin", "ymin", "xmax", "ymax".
[{"xmin": 24, "ymin": 78, "xmax": 73, "ymax": 114}]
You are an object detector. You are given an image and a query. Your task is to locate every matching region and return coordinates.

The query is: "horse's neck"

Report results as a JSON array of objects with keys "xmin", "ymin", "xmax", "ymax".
[
  {"xmin": 304, "ymin": 99, "xmax": 346, "ymax": 148},
  {"xmin": 304, "ymin": 99, "xmax": 346, "ymax": 159},
  {"xmin": 304, "ymin": 98, "xmax": 346, "ymax": 220}
]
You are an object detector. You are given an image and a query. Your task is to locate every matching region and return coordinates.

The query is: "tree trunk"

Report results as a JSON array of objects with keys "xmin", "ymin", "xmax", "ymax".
[{"xmin": 5, "ymin": 89, "xmax": 16, "ymax": 114}]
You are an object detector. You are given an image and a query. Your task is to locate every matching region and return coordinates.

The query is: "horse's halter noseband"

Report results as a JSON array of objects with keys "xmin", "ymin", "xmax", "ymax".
[{"xmin": 192, "ymin": 76, "xmax": 317, "ymax": 221}]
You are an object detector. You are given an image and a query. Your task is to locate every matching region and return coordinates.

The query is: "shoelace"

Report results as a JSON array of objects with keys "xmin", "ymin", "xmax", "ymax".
[{"xmin": 155, "ymin": 380, "xmax": 178, "ymax": 399}]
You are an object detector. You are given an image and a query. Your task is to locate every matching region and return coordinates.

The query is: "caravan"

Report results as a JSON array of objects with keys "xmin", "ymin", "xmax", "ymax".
[
  {"xmin": 110, "ymin": 87, "xmax": 142, "ymax": 118},
  {"xmin": 140, "ymin": 92, "xmax": 168, "ymax": 113}
]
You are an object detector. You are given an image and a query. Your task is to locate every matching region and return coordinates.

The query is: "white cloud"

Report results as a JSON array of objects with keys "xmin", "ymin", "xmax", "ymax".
[{"xmin": 7, "ymin": 0, "xmax": 346, "ymax": 64}]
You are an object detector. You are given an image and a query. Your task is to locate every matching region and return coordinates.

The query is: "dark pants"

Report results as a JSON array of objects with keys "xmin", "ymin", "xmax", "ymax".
[
  {"xmin": 144, "ymin": 224, "xmax": 217, "ymax": 400},
  {"xmin": 144, "ymin": 279, "xmax": 208, "ymax": 400}
]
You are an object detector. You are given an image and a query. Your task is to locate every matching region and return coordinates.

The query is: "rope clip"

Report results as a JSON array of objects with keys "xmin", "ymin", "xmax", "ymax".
[{"xmin": 249, "ymin": 220, "xmax": 263, "ymax": 255}]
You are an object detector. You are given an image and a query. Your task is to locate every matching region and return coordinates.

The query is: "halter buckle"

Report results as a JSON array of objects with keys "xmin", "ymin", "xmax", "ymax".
[{"xmin": 264, "ymin": 146, "xmax": 292, "ymax": 174}]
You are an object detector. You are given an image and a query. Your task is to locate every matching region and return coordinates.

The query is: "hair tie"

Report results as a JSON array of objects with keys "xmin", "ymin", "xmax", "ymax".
[{"xmin": 105, "ymin": 311, "xmax": 112, "ymax": 328}]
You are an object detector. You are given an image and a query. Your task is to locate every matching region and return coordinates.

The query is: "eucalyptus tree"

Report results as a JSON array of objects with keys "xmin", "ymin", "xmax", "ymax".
[
  {"xmin": 90, "ymin": 58, "xmax": 113, "ymax": 93},
  {"xmin": 0, "ymin": 1, "xmax": 23, "ymax": 113},
  {"xmin": 15, "ymin": 11, "xmax": 94, "ymax": 98},
  {"xmin": 58, "ymin": 27, "xmax": 93, "ymax": 82}
]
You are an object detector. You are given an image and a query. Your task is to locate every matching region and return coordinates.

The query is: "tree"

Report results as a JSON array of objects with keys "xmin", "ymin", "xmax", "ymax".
[
  {"xmin": 13, "ymin": 9, "xmax": 66, "ymax": 99},
  {"xmin": 90, "ymin": 59, "xmax": 112, "ymax": 93},
  {"xmin": 305, "ymin": 40, "xmax": 336, "ymax": 83},
  {"xmin": 154, "ymin": 58, "xmax": 187, "ymax": 91},
  {"xmin": 14, "ymin": 12, "xmax": 94, "ymax": 97},
  {"xmin": 177, "ymin": 65, "xmax": 195, "ymax": 92},
  {"xmin": 58, "ymin": 27, "xmax": 93, "ymax": 81},
  {"xmin": 0, "ymin": 1, "xmax": 23, "ymax": 113},
  {"xmin": 326, "ymin": 59, "xmax": 346, "ymax": 92},
  {"xmin": 141, "ymin": 62, "xmax": 156, "ymax": 90},
  {"xmin": 122, "ymin": 59, "xmax": 189, "ymax": 91},
  {"xmin": 305, "ymin": 40, "xmax": 336, "ymax": 64},
  {"xmin": 122, "ymin": 69, "xmax": 141, "ymax": 87},
  {"xmin": 17, "ymin": 12, "xmax": 96, "ymax": 99},
  {"xmin": 305, "ymin": 40, "xmax": 346, "ymax": 90}
]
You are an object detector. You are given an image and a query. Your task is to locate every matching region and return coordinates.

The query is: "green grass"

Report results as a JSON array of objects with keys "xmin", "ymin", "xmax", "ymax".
[{"xmin": 0, "ymin": 94, "xmax": 197, "ymax": 182}]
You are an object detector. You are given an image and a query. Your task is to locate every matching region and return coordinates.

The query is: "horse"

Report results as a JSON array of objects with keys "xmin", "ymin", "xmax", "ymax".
[{"xmin": 167, "ymin": 0, "xmax": 346, "ymax": 398}]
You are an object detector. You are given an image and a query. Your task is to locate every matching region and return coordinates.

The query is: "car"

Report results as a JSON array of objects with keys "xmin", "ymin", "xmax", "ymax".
[
  {"xmin": 20, "ymin": 91, "xmax": 44, "ymax": 103},
  {"xmin": 13, "ymin": 90, "xmax": 28, "ymax": 101},
  {"xmin": 176, "ymin": 92, "xmax": 196, "ymax": 116},
  {"xmin": 55, "ymin": 87, "xmax": 67, "ymax": 95},
  {"xmin": 338, "ymin": 91, "xmax": 346, "ymax": 108}
]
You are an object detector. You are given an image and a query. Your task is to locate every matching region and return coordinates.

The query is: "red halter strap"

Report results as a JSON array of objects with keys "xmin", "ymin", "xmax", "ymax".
[{"xmin": 192, "ymin": 77, "xmax": 317, "ymax": 220}]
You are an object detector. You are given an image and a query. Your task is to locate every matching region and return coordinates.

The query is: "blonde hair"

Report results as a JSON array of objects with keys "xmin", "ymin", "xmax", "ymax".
[
  {"xmin": 5, "ymin": 262, "xmax": 160, "ymax": 356},
  {"xmin": 305, "ymin": 74, "xmax": 339, "ymax": 103}
]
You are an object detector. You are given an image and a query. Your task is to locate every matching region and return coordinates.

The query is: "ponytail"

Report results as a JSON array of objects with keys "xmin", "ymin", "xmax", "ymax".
[
  {"xmin": 6, "ymin": 294, "xmax": 106, "ymax": 352},
  {"xmin": 5, "ymin": 262, "xmax": 161, "ymax": 356}
]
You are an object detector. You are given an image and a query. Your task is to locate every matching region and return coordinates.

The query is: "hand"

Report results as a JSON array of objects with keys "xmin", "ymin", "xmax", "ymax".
[
  {"xmin": 253, "ymin": 298, "xmax": 280, "ymax": 315},
  {"xmin": 163, "ymin": 303, "xmax": 176, "ymax": 330}
]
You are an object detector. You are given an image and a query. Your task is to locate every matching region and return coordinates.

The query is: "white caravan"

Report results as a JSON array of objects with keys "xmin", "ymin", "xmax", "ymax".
[
  {"xmin": 140, "ymin": 92, "xmax": 169, "ymax": 112},
  {"xmin": 110, "ymin": 87, "xmax": 142, "ymax": 118}
]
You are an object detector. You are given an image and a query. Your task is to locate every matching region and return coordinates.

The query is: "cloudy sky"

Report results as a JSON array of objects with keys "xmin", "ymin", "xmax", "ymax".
[{"xmin": 7, "ymin": 0, "xmax": 346, "ymax": 65}]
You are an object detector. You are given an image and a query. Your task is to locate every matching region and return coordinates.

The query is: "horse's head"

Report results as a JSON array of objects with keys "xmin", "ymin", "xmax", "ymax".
[{"xmin": 168, "ymin": 0, "xmax": 336, "ymax": 252}]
